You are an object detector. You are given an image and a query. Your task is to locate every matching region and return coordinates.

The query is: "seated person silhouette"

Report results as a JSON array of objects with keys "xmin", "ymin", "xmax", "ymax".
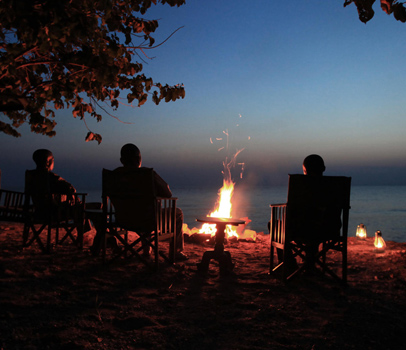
[
  {"xmin": 271, "ymin": 154, "xmax": 331, "ymax": 271},
  {"xmin": 302, "ymin": 154, "xmax": 325, "ymax": 177},
  {"xmin": 28, "ymin": 149, "xmax": 77, "ymax": 218},
  {"xmin": 91, "ymin": 144, "xmax": 188, "ymax": 261},
  {"xmin": 298, "ymin": 154, "xmax": 326, "ymax": 267}
]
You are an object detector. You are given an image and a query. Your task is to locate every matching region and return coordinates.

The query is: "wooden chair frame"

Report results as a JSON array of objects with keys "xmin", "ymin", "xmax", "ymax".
[
  {"xmin": 0, "ymin": 189, "xmax": 25, "ymax": 222},
  {"xmin": 23, "ymin": 170, "xmax": 87, "ymax": 253},
  {"xmin": 102, "ymin": 168, "xmax": 177, "ymax": 269},
  {"xmin": 270, "ymin": 175, "xmax": 351, "ymax": 284}
]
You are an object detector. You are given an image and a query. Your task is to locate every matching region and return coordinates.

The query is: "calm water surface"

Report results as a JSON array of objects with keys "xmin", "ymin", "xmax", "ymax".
[{"xmin": 86, "ymin": 185, "xmax": 406, "ymax": 243}]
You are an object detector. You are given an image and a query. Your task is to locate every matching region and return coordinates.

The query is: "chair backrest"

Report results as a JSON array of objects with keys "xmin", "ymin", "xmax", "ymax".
[
  {"xmin": 24, "ymin": 170, "xmax": 76, "ymax": 221},
  {"xmin": 102, "ymin": 168, "xmax": 156, "ymax": 232},
  {"xmin": 25, "ymin": 169, "xmax": 53, "ymax": 219},
  {"xmin": 285, "ymin": 174, "xmax": 351, "ymax": 241},
  {"xmin": 0, "ymin": 189, "xmax": 25, "ymax": 222}
]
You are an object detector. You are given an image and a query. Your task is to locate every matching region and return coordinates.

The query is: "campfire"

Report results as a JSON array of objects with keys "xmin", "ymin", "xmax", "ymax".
[{"xmin": 183, "ymin": 148, "xmax": 257, "ymax": 242}]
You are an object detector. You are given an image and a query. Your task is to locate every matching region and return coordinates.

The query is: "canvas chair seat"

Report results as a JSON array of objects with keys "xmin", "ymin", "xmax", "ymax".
[
  {"xmin": 269, "ymin": 174, "xmax": 351, "ymax": 283},
  {"xmin": 102, "ymin": 168, "xmax": 177, "ymax": 269},
  {"xmin": 23, "ymin": 170, "xmax": 87, "ymax": 253}
]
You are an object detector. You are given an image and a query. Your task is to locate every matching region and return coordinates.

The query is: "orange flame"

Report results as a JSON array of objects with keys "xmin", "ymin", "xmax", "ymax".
[
  {"xmin": 199, "ymin": 150, "xmax": 244, "ymax": 239},
  {"xmin": 182, "ymin": 129, "xmax": 258, "ymax": 241}
]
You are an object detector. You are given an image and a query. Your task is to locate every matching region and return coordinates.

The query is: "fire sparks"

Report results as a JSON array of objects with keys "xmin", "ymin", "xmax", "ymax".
[
  {"xmin": 238, "ymin": 163, "xmax": 245, "ymax": 179},
  {"xmin": 183, "ymin": 118, "xmax": 257, "ymax": 242}
]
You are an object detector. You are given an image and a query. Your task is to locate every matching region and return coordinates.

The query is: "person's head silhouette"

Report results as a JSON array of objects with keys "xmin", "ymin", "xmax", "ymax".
[
  {"xmin": 120, "ymin": 144, "xmax": 142, "ymax": 167},
  {"xmin": 33, "ymin": 149, "xmax": 54, "ymax": 171},
  {"xmin": 302, "ymin": 154, "xmax": 325, "ymax": 176}
]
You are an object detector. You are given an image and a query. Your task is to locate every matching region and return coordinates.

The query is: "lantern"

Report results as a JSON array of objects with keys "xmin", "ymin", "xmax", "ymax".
[
  {"xmin": 356, "ymin": 224, "xmax": 367, "ymax": 240},
  {"xmin": 374, "ymin": 230, "xmax": 386, "ymax": 253}
]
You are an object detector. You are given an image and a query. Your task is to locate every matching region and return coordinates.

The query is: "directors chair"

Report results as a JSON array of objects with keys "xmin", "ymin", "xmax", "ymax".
[
  {"xmin": 23, "ymin": 170, "xmax": 86, "ymax": 253},
  {"xmin": 102, "ymin": 168, "xmax": 177, "ymax": 269},
  {"xmin": 269, "ymin": 174, "xmax": 351, "ymax": 283}
]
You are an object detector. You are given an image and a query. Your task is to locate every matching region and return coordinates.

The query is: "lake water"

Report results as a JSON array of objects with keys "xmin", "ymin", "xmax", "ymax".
[{"xmin": 86, "ymin": 185, "xmax": 406, "ymax": 243}]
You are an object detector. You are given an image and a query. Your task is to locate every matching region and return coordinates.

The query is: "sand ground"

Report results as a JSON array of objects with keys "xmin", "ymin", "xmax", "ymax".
[{"xmin": 1, "ymin": 222, "xmax": 406, "ymax": 350}]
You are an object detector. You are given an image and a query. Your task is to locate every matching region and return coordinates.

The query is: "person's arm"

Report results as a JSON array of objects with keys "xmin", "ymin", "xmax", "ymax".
[
  {"xmin": 49, "ymin": 172, "xmax": 76, "ymax": 194},
  {"xmin": 153, "ymin": 171, "xmax": 172, "ymax": 198}
]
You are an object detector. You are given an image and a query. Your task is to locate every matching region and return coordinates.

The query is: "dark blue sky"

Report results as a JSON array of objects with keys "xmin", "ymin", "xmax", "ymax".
[{"xmin": 1, "ymin": 1, "xmax": 406, "ymax": 191}]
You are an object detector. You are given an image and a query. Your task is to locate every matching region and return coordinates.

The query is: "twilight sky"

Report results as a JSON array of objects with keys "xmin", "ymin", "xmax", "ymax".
[{"xmin": 1, "ymin": 0, "xmax": 406, "ymax": 192}]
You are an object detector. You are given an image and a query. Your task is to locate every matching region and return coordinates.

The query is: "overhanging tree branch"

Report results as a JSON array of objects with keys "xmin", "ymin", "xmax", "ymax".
[{"xmin": 0, "ymin": 0, "xmax": 186, "ymax": 143}]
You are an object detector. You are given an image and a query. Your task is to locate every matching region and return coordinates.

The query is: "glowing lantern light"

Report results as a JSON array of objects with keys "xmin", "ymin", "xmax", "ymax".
[
  {"xmin": 356, "ymin": 223, "xmax": 367, "ymax": 240},
  {"xmin": 374, "ymin": 230, "xmax": 386, "ymax": 253}
]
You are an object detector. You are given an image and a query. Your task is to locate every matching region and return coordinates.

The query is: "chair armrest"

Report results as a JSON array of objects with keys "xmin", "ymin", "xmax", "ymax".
[
  {"xmin": 0, "ymin": 189, "xmax": 24, "ymax": 195},
  {"xmin": 74, "ymin": 193, "xmax": 87, "ymax": 204},
  {"xmin": 85, "ymin": 202, "xmax": 102, "ymax": 210},
  {"xmin": 270, "ymin": 203, "xmax": 287, "ymax": 208}
]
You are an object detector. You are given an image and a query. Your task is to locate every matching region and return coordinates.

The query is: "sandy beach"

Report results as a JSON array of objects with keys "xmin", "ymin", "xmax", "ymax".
[{"xmin": 1, "ymin": 222, "xmax": 406, "ymax": 350}]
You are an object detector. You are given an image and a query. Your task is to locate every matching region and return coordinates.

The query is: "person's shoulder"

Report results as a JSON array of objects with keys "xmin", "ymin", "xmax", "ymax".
[
  {"xmin": 113, "ymin": 166, "xmax": 154, "ymax": 176},
  {"xmin": 49, "ymin": 171, "xmax": 60, "ymax": 177},
  {"xmin": 136, "ymin": 166, "xmax": 155, "ymax": 174},
  {"xmin": 113, "ymin": 166, "xmax": 153, "ymax": 171}
]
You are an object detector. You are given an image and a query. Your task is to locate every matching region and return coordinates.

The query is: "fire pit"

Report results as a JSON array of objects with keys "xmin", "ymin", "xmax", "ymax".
[{"xmin": 196, "ymin": 216, "xmax": 246, "ymax": 275}]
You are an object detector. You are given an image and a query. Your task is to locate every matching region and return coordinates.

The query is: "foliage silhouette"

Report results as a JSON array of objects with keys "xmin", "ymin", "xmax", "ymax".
[
  {"xmin": 0, "ymin": 0, "xmax": 186, "ymax": 143},
  {"xmin": 344, "ymin": 0, "xmax": 406, "ymax": 24}
]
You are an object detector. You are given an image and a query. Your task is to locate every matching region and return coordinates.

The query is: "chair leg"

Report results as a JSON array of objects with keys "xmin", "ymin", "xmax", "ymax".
[
  {"xmin": 46, "ymin": 225, "xmax": 52, "ymax": 253},
  {"xmin": 76, "ymin": 219, "xmax": 84, "ymax": 249},
  {"xmin": 313, "ymin": 241, "xmax": 347, "ymax": 284},
  {"xmin": 270, "ymin": 244, "xmax": 275, "ymax": 274},
  {"xmin": 23, "ymin": 223, "xmax": 30, "ymax": 247},
  {"xmin": 102, "ymin": 229, "xmax": 107, "ymax": 263},
  {"xmin": 155, "ymin": 233, "xmax": 159, "ymax": 269},
  {"xmin": 24, "ymin": 223, "xmax": 50, "ymax": 253},
  {"xmin": 342, "ymin": 242, "xmax": 348, "ymax": 283},
  {"xmin": 56, "ymin": 225, "xmax": 60, "ymax": 247}
]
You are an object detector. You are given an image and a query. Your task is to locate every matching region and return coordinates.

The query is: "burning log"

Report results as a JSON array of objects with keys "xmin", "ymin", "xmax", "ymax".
[{"xmin": 184, "ymin": 232, "xmax": 214, "ymax": 245}]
